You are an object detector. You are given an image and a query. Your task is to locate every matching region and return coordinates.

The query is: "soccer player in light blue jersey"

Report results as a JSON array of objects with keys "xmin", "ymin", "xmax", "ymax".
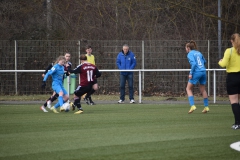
[
  {"xmin": 42, "ymin": 56, "xmax": 69, "ymax": 113},
  {"xmin": 185, "ymin": 40, "xmax": 209, "ymax": 114}
]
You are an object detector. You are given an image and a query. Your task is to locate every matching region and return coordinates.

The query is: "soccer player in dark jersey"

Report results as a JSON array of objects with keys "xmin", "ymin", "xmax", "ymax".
[
  {"xmin": 67, "ymin": 54, "xmax": 101, "ymax": 114},
  {"xmin": 41, "ymin": 52, "xmax": 72, "ymax": 112}
]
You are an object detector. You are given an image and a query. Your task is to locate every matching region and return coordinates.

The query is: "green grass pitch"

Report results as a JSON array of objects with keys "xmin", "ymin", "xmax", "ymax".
[{"xmin": 0, "ymin": 103, "xmax": 239, "ymax": 160}]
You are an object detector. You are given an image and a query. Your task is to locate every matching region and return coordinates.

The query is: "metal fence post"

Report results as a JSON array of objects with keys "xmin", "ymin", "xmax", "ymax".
[
  {"xmin": 15, "ymin": 40, "xmax": 18, "ymax": 95},
  {"xmin": 139, "ymin": 70, "xmax": 142, "ymax": 103},
  {"xmin": 213, "ymin": 70, "xmax": 216, "ymax": 103},
  {"xmin": 208, "ymin": 40, "xmax": 210, "ymax": 96},
  {"xmin": 142, "ymin": 40, "xmax": 144, "ymax": 91}
]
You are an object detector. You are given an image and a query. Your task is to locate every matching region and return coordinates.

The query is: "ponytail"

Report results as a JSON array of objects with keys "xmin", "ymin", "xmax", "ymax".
[{"xmin": 231, "ymin": 33, "xmax": 240, "ymax": 55}]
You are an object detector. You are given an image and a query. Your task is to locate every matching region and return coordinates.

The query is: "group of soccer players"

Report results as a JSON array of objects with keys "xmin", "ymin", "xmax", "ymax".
[
  {"xmin": 41, "ymin": 45, "xmax": 101, "ymax": 114},
  {"xmin": 40, "ymin": 36, "xmax": 240, "ymax": 130}
]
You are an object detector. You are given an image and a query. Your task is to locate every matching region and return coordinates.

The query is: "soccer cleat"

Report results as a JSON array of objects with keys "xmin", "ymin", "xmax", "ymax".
[
  {"xmin": 118, "ymin": 100, "xmax": 124, "ymax": 103},
  {"xmin": 47, "ymin": 100, "xmax": 51, "ymax": 109},
  {"xmin": 188, "ymin": 105, "xmax": 196, "ymax": 114},
  {"xmin": 60, "ymin": 106, "xmax": 65, "ymax": 112},
  {"xmin": 232, "ymin": 124, "xmax": 237, "ymax": 129},
  {"xmin": 69, "ymin": 102, "xmax": 76, "ymax": 111},
  {"xmin": 233, "ymin": 125, "xmax": 240, "ymax": 130},
  {"xmin": 130, "ymin": 99, "xmax": 135, "ymax": 104},
  {"xmin": 202, "ymin": 107, "xmax": 210, "ymax": 113},
  {"xmin": 74, "ymin": 110, "xmax": 83, "ymax": 114},
  {"xmin": 90, "ymin": 101, "xmax": 95, "ymax": 105},
  {"xmin": 51, "ymin": 106, "xmax": 59, "ymax": 113},
  {"xmin": 40, "ymin": 106, "xmax": 48, "ymax": 112}
]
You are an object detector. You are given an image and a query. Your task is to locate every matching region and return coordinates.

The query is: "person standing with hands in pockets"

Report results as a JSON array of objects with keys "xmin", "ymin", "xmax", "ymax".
[
  {"xmin": 219, "ymin": 33, "xmax": 240, "ymax": 130},
  {"xmin": 116, "ymin": 44, "xmax": 137, "ymax": 104}
]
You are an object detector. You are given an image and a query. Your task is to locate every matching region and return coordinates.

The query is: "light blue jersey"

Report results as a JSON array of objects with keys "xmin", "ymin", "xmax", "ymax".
[
  {"xmin": 44, "ymin": 64, "xmax": 65, "ymax": 85},
  {"xmin": 187, "ymin": 50, "xmax": 206, "ymax": 75},
  {"xmin": 187, "ymin": 50, "xmax": 207, "ymax": 85},
  {"xmin": 43, "ymin": 64, "xmax": 67, "ymax": 95}
]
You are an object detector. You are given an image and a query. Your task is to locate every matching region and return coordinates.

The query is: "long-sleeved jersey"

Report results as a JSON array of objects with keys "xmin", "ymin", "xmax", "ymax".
[
  {"xmin": 218, "ymin": 47, "xmax": 240, "ymax": 73},
  {"xmin": 68, "ymin": 62, "xmax": 101, "ymax": 87},
  {"xmin": 43, "ymin": 63, "xmax": 65, "ymax": 86},
  {"xmin": 43, "ymin": 61, "xmax": 72, "ymax": 81},
  {"xmin": 187, "ymin": 50, "xmax": 206, "ymax": 75}
]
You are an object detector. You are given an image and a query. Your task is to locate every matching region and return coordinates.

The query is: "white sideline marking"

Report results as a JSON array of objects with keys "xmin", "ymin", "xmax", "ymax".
[{"xmin": 230, "ymin": 141, "xmax": 240, "ymax": 152}]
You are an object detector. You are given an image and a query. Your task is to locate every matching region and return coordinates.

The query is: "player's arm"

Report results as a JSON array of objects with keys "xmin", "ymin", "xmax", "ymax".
[
  {"xmin": 95, "ymin": 67, "xmax": 101, "ymax": 78},
  {"xmin": 67, "ymin": 64, "xmax": 81, "ymax": 74},
  {"xmin": 65, "ymin": 62, "xmax": 72, "ymax": 76},
  {"xmin": 42, "ymin": 64, "xmax": 53, "ymax": 78},
  {"xmin": 202, "ymin": 55, "xmax": 207, "ymax": 65},
  {"xmin": 187, "ymin": 54, "xmax": 196, "ymax": 75},
  {"xmin": 219, "ymin": 48, "xmax": 230, "ymax": 67},
  {"xmin": 130, "ymin": 54, "xmax": 137, "ymax": 69},
  {"xmin": 42, "ymin": 65, "xmax": 56, "ymax": 89},
  {"xmin": 116, "ymin": 54, "xmax": 121, "ymax": 69},
  {"xmin": 43, "ymin": 66, "xmax": 56, "ymax": 81}
]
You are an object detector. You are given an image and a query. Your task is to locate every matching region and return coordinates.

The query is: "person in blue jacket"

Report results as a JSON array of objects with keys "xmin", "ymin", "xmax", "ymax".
[
  {"xmin": 42, "ymin": 55, "xmax": 69, "ymax": 113},
  {"xmin": 116, "ymin": 44, "xmax": 137, "ymax": 104},
  {"xmin": 185, "ymin": 40, "xmax": 209, "ymax": 114}
]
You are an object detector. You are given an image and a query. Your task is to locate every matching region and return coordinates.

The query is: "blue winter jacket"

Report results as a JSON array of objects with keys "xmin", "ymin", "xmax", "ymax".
[{"xmin": 116, "ymin": 50, "xmax": 137, "ymax": 75}]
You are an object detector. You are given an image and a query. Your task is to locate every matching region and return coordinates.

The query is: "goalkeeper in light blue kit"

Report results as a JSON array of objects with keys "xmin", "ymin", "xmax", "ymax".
[
  {"xmin": 185, "ymin": 40, "xmax": 209, "ymax": 114},
  {"xmin": 42, "ymin": 56, "xmax": 69, "ymax": 113}
]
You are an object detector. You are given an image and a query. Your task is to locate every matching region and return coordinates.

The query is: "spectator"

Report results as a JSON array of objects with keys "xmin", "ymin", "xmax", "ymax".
[{"xmin": 116, "ymin": 44, "xmax": 136, "ymax": 104}]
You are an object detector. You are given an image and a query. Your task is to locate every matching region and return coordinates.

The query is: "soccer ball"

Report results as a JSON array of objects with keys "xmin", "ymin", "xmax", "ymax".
[{"xmin": 61, "ymin": 102, "xmax": 70, "ymax": 112}]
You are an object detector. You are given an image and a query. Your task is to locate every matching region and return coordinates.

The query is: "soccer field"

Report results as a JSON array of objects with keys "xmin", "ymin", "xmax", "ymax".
[{"xmin": 0, "ymin": 103, "xmax": 239, "ymax": 160}]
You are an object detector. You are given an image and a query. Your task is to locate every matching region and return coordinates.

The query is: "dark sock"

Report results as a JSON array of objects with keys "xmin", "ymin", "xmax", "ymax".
[
  {"xmin": 231, "ymin": 103, "xmax": 240, "ymax": 125},
  {"xmin": 43, "ymin": 97, "xmax": 52, "ymax": 107},
  {"xmin": 89, "ymin": 96, "xmax": 93, "ymax": 102},
  {"xmin": 51, "ymin": 93, "xmax": 59, "ymax": 102},
  {"xmin": 85, "ymin": 89, "xmax": 95, "ymax": 99},
  {"xmin": 74, "ymin": 98, "xmax": 82, "ymax": 110}
]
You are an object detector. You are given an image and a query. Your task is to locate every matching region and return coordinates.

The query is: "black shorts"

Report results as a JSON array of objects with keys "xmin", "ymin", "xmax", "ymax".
[
  {"xmin": 74, "ymin": 85, "xmax": 92, "ymax": 97},
  {"xmin": 226, "ymin": 72, "xmax": 240, "ymax": 95}
]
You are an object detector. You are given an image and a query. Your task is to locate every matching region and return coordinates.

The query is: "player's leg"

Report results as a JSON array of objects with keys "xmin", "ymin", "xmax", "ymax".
[
  {"xmin": 187, "ymin": 72, "xmax": 202, "ymax": 113},
  {"xmin": 127, "ymin": 74, "xmax": 135, "ymax": 103},
  {"xmin": 186, "ymin": 82, "xmax": 196, "ymax": 113},
  {"xmin": 50, "ymin": 85, "xmax": 64, "ymax": 113},
  {"xmin": 40, "ymin": 92, "xmax": 56, "ymax": 112},
  {"xmin": 73, "ymin": 85, "xmax": 92, "ymax": 114},
  {"xmin": 47, "ymin": 92, "xmax": 59, "ymax": 108},
  {"xmin": 227, "ymin": 73, "xmax": 240, "ymax": 129},
  {"xmin": 199, "ymin": 72, "xmax": 209, "ymax": 113},
  {"xmin": 118, "ymin": 74, "xmax": 126, "ymax": 103},
  {"xmin": 59, "ymin": 88, "xmax": 69, "ymax": 112},
  {"xmin": 85, "ymin": 80, "xmax": 98, "ymax": 105}
]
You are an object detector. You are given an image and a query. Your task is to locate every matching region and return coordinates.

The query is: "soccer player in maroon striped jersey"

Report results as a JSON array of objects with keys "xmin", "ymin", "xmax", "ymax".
[{"xmin": 67, "ymin": 54, "xmax": 101, "ymax": 114}]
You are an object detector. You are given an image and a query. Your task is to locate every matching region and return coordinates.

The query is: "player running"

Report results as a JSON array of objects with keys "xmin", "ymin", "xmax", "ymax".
[
  {"xmin": 40, "ymin": 52, "xmax": 72, "ymax": 112},
  {"xmin": 67, "ymin": 54, "xmax": 101, "ymax": 114},
  {"xmin": 41, "ymin": 56, "xmax": 69, "ymax": 113}
]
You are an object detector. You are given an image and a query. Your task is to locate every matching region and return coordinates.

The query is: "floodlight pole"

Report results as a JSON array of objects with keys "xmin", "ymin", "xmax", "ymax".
[{"xmin": 218, "ymin": 0, "xmax": 222, "ymax": 59}]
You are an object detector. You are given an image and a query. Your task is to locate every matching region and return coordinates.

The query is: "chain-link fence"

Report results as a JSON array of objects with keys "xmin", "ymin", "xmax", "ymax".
[{"xmin": 0, "ymin": 40, "xmax": 230, "ymax": 101}]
